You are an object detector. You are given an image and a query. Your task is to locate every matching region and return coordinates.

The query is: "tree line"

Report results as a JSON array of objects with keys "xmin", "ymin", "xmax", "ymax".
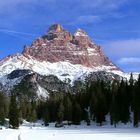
[{"xmin": 0, "ymin": 74, "xmax": 140, "ymax": 128}]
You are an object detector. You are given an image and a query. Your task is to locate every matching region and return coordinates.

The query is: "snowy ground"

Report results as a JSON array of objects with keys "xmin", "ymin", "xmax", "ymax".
[{"xmin": 1, "ymin": 122, "xmax": 140, "ymax": 140}]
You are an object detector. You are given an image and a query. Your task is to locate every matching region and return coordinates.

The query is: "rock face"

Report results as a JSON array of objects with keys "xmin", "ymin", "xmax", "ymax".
[
  {"xmin": 22, "ymin": 24, "xmax": 118, "ymax": 70},
  {"xmin": 9, "ymin": 71, "xmax": 70, "ymax": 98}
]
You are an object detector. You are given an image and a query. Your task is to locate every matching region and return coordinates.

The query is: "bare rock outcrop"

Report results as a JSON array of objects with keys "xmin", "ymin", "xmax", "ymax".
[{"xmin": 22, "ymin": 24, "xmax": 118, "ymax": 70}]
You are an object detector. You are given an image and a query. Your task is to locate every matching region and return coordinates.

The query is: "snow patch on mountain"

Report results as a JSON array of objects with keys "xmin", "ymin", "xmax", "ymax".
[
  {"xmin": 36, "ymin": 84, "xmax": 49, "ymax": 98},
  {"xmin": 74, "ymin": 29, "xmax": 88, "ymax": 37},
  {"xmin": 0, "ymin": 75, "xmax": 22, "ymax": 91},
  {"xmin": 87, "ymin": 48, "xmax": 97, "ymax": 56}
]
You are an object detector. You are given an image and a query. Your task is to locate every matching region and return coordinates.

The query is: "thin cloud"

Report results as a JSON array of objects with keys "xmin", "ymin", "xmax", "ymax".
[
  {"xmin": 102, "ymin": 39, "xmax": 140, "ymax": 58},
  {"xmin": 0, "ymin": 28, "xmax": 39, "ymax": 36},
  {"xmin": 117, "ymin": 57, "xmax": 140, "ymax": 72},
  {"xmin": 1, "ymin": 31, "xmax": 33, "ymax": 41},
  {"xmin": 0, "ymin": 0, "xmax": 128, "ymax": 9},
  {"xmin": 0, "ymin": 0, "xmax": 131, "ymax": 29},
  {"xmin": 102, "ymin": 39, "xmax": 140, "ymax": 72},
  {"xmin": 0, "ymin": 0, "xmax": 130, "ymax": 18},
  {"xmin": 69, "ymin": 15, "xmax": 101, "ymax": 25},
  {"xmin": 123, "ymin": 67, "xmax": 140, "ymax": 72},
  {"xmin": 118, "ymin": 57, "xmax": 140, "ymax": 64},
  {"xmin": 74, "ymin": 0, "xmax": 129, "ymax": 10},
  {"xmin": 78, "ymin": 15, "xmax": 101, "ymax": 23}
]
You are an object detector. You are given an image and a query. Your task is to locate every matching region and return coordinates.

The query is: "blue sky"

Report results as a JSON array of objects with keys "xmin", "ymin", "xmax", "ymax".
[{"xmin": 0, "ymin": 0, "xmax": 140, "ymax": 72}]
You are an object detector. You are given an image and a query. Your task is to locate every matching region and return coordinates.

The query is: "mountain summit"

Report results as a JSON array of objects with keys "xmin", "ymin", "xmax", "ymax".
[
  {"xmin": 22, "ymin": 24, "xmax": 118, "ymax": 69},
  {"xmin": 48, "ymin": 24, "xmax": 63, "ymax": 32}
]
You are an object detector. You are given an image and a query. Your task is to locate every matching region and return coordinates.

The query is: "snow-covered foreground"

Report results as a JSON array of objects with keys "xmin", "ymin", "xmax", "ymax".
[{"xmin": 1, "ymin": 123, "xmax": 140, "ymax": 140}]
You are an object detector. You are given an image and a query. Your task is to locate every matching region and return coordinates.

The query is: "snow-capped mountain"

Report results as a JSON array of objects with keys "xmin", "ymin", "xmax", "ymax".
[
  {"xmin": 22, "ymin": 24, "xmax": 118, "ymax": 69},
  {"xmin": 0, "ymin": 24, "xmax": 139, "ymax": 93}
]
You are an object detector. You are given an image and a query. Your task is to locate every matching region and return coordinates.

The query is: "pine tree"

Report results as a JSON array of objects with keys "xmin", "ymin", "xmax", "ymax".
[
  {"xmin": 133, "ymin": 74, "xmax": 140, "ymax": 127},
  {"xmin": 64, "ymin": 96, "xmax": 72, "ymax": 124},
  {"xmin": 72, "ymin": 102, "xmax": 81, "ymax": 125},
  {"xmin": 19, "ymin": 95, "xmax": 29, "ymax": 119},
  {"xmin": 110, "ymin": 81, "xmax": 119, "ymax": 127},
  {"xmin": 26, "ymin": 102, "xmax": 32, "ymax": 122},
  {"xmin": 90, "ymin": 82, "xmax": 107, "ymax": 125},
  {"xmin": 29, "ymin": 100, "xmax": 37, "ymax": 123},
  {"xmin": 84, "ymin": 107, "xmax": 91, "ymax": 125},
  {"xmin": 37, "ymin": 101, "xmax": 50, "ymax": 126},
  {"xmin": 44, "ymin": 106, "xmax": 50, "ymax": 126},
  {"xmin": 9, "ymin": 93, "xmax": 19, "ymax": 129},
  {"xmin": 57, "ymin": 102, "xmax": 64, "ymax": 124},
  {"xmin": 0, "ymin": 92, "xmax": 7, "ymax": 125},
  {"xmin": 129, "ymin": 73, "xmax": 134, "ymax": 86},
  {"xmin": 119, "ymin": 80, "xmax": 130, "ymax": 124},
  {"xmin": 129, "ymin": 73, "xmax": 134, "ymax": 112}
]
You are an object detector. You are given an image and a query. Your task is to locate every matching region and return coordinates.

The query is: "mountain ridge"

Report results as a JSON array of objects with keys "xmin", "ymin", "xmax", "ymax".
[
  {"xmin": 0, "ymin": 24, "xmax": 139, "ymax": 94},
  {"xmin": 22, "ymin": 24, "xmax": 119, "ymax": 69}
]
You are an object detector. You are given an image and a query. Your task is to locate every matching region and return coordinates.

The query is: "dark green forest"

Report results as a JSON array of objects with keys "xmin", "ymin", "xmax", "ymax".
[{"xmin": 0, "ymin": 74, "xmax": 140, "ymax": 129}]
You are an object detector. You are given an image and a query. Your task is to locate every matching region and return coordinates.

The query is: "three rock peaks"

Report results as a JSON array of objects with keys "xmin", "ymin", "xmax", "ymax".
[{"xmin": 22, "ymin": 24, "xmax": 118, "ymax": 70}]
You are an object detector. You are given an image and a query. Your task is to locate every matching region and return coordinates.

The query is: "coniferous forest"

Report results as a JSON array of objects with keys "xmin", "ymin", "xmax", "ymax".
[{"xmin": 0, "ymin": 74, "xmax": 140, "ymax": 129}]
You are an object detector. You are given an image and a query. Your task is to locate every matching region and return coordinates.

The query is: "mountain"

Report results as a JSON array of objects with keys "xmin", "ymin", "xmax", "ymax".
[
  {"xmin": 22, "ymin": 24, "xmax": 117, "ymax": 69},
  {"xmin": 0, "ymin": 24, "xmax": 138, "ymax": 95}
]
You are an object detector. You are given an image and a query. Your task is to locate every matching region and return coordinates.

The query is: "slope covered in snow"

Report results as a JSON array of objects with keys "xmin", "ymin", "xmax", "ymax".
[
  {"xmin": 0, "ymin": 54, "xmax": 139, "ymax": 86},
  {"xmin": 0, "ymin": 54, "xmax": 137, "ymax": 86}
]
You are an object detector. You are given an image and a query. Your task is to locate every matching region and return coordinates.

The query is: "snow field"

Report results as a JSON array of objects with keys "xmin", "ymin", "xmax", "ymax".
[{"xmin": 1, "ymin": 124, "xmax": 140, "ymax": 140}]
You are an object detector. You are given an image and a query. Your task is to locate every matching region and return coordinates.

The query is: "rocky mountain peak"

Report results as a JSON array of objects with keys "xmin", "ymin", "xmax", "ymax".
[
  {"xmin": 21, "ymin": 24, "xmax": 119, "ymax": 70},
  {"xmin": 48, "ymin": 24, "xmax": 63, "ymax": 33},
  {"xmin": 22, "ymin": 45, "xmax": 30, "ymax": 56},
  {"xmin": 72, "ymin": 28, "xmax": 94, "ymax": 46},
  {"xmin": 42, "ymin": 24, "xmax": 72, "ymax": 42},
  {"xmin": 74, "ymin": 28, "xmax": 88, "ymax": 37}
]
